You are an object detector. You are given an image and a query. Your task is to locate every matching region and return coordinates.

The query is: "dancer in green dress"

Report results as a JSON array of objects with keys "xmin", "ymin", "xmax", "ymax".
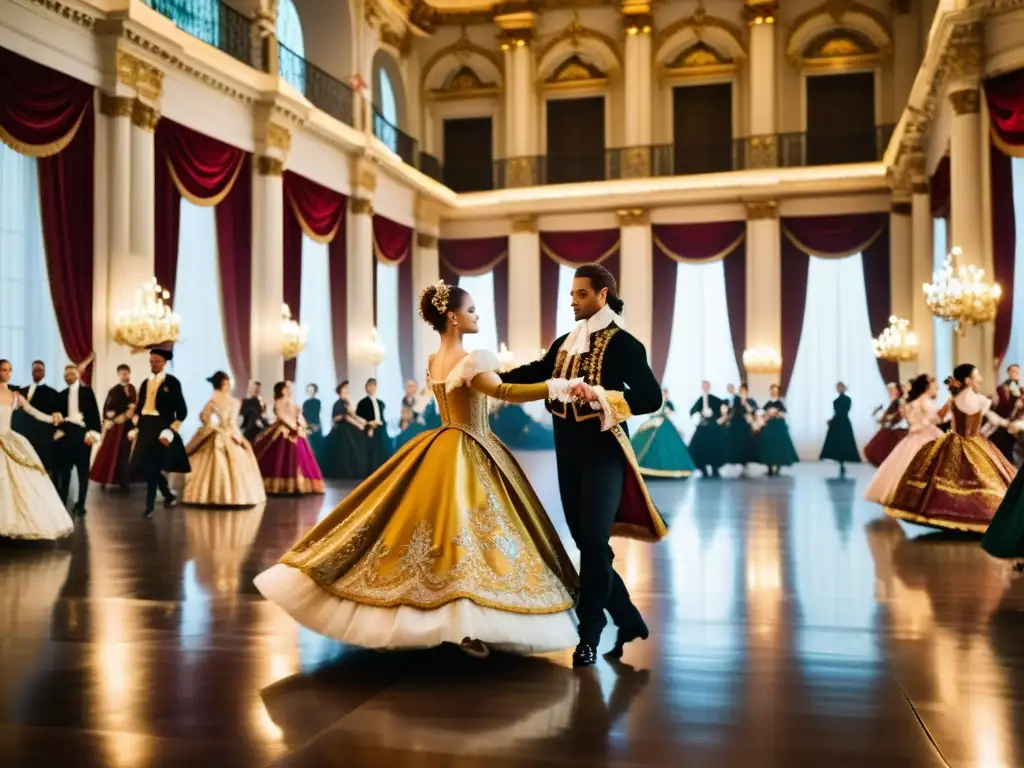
[
  {"xmin": 758, "ymin": 384, "xmax": 799, "ymax": 476},
  {"xmin": 820, "ymin": 382, "xmax": 861, "ymax": 476},
  {"xmin": 631, "ymin": 388, "xmax": 696, "ymax": 479}
]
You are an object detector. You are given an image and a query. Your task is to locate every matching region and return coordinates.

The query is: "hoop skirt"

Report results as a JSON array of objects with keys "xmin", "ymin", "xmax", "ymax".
[
  {"xmin": 885, "ymin": 400, "xmax": 1015, "ymax": 532},
  {"xmin": 0, "ymin": 402, "xmax": 73, "ymax": 540},
  {"xmin": 758, "ymin": 417, "xmax": 799, "ymax": 468},
  {"xmin": 864, "ymin": 398, "xmax": 943, "ymax": 505},
  {"xmin": 183, "ymin": 397, "xmax": 267, "ymax": 507},
  {"xmin": 630, "ymin": 413, "xmax": 694, "ymax": 478},
  {"xmin": 820, "ymin": 394, "xmax": 861, "ymax": 464},
  {"xmin": 863, "ymin": 427, "xmax": 908, "ymax": 467},
  {"xmin": 255, "ymin": 350, "xmax": 579, "ymax": 653},
  {"xmin": 395, "ymin": 420, "xmax": 429, "ymax": 451},
  {"xmin": 253, "ymin": 421, "xmax": 325, "ymax": 495},
  {"xmin": 324, "ymin": 400, "xmax": 370, "ymax": 480}
]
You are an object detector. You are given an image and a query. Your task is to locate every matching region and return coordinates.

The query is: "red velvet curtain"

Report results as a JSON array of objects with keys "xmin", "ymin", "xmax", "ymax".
[
  {"xmin": 282, "ymin": 203, "xmax": 303, "ymax": 383},
  {"xmin": 651, "ymin": 222, "xmax": 746, "ymax": 381},
  {"xmin": 931, "ymin": 155, "xmax": 951, "ymax": 219},
  {"xmin": 538, "ymin": 229, "xmax": 621, "ymax": 347},
  {"xmin": 215, "ymin": 155, "xmax": 252, "ymax": 396},
  {"xmin": 0, "ymin": 48, "xmax": 95, "ymax": 381},
  {"xmin": 779, "ymin": 213, "xmax": 890, "ymax": 392},
  {"xmin": 439, "ymin": 236, "xmax": 510, "ymax": 346},
  {"xmin": 373, "ymin": 215, "xmax": 414, "ymax": 382},
  {"xmin": 991, "ymin": 143, "xmax": 1017, "ymax": 366},
  {"xmin": 986, "ymin": 67, "xmax": 1024, "ymax": 157}
]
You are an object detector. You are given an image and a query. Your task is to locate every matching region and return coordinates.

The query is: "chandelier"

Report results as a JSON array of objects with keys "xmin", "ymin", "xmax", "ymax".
[
  {"xmin": 280, "ymin": 304, "xmax": 308, "ymax": 361},
  {"xmin": 363, "ymin": 327, "xmax": 386, "ymax": 367},
  {"xmin": 872, "ymin": 316, "xmax": 918, "ymax": 362},
  {"xmin": 742, "ymin": 346, "xmax": 782, "ymax": 374},
  {"xmin": 924, "ymin": 247, "xmax": 1001, "ymax": 334},
  {"xmin": 497, "ymin": 342, "xmax": 515, "ymax": 372},
  {"xmin": 112, "ymin": 277, "xmax": 181, "ymax": 353}
]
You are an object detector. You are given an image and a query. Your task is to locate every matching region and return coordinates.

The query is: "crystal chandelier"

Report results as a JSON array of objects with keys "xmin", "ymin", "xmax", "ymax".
[
  {"xmin": 363, "ymin": 327, "xmax": 386, "ymax": 367},
  {"xmin": 742, "ymin": 346, "xmax": 782, "ymax": 374},
  {"xmin": 924, "ymin": 247, "xmax": 1001, "ymax": 334},
  {"xmin": 280, "ymin": 304, "xmax": 308, "ymax": 361},
  {"xmin": 497, "ymin": 342, "xmax": 515, "ymax": 372},
  {"xmin": 872, "ymin": 316, "xmax": 918, "ymax": 362},
  {"xmin": 112, "ymin": 277, "xmax": 181, "ymax": 353}
]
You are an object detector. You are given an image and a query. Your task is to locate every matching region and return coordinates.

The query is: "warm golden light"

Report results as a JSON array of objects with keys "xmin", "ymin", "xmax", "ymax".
[
  {"xmin": 280, "ymin": 303, "xmax": 308, "ymax": 361},
  {"xmin": 112, "ymin": 277, "xmax": 181, "ymax": 353},
  {"xmin": 924, "ymin": 247, "xmax": 1001, "ymax": 334},
  {"xmin": 872, "ymin": 316, "xmax": 919, "ymax": 362},
  {"xmin": 362, "ymin": 326, "xmax": 386, "ymax": 367},
  {"xmin": 742, "ymin": 346, "xmax": 782, "ymax": 373},
  {"xmin": 497, "ymin": 342, "xmax": 515, "ymax": 372}
]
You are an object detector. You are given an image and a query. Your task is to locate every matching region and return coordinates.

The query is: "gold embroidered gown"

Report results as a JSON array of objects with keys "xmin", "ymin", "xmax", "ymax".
[
  {"xmin": 254, "ymin": 350, "xmax": 580, "ymax": 653},
  {"xmin": 182, "ymin": 394, "xmax": 267, "ymax": 507}
]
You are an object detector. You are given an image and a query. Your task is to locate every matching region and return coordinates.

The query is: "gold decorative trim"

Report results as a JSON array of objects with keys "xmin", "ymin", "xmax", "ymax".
[
  {"xmin": 744, "ymin": 0, "xmax": 778, "ymax": 25},
  {"xmin": 27, "ymin": 0, "xmax": 95, "ymax": 28},
  {"xmin": 541, "ymin": 238, "xmax": 619, "ymax": 266},
  {"xmin": 350, "ymin": 196, "xmax": 374, "ymax": 216},
  {"xmin": 421, "ymin": 31, "xmax": 504, "ymax": 91},
  {"xmin": 511, "ymin": 216, "xmax": 537, "ymax": 234},
  {"xmin": 166, "ymin": 151, "xmax": 245, "ymax": 206},
  {"xmin": 744, "ymin": 201, "xmax": 778, "ymax": 220},
  {"xmin": 353, "ymin": 164, "xmax": 377, "ymax": 193},
  {"xmin": 498, "ymin": 28, "xmax": 534, "ymax": 50},
  {"xmin": 657, "ymin": 8, "xmax": 747, "ymax": 57},
  {"xmin": 617, "ymin": 209, "xmax": 649, "ymax": 227},
  {"xmin": 542, "ymin": 54, "xmax": 608, "ymax": 91},
  {"xmin": 0, "ymin": 101, "xmax": 87, "ymax": 158},
  {"xmin": 639, "ymin": 467, "xmax": 694, "ymax": 478},
  {"xmin": 787, "ymin": 0, "xmax": 893, "ymax": 50},
  {"xmin": 267, "ymin": 123, "xmax": 292, "ymax": 152},
  {"xmin": 117, "ymin": 49, "xmax": 164, "ymax": 102},
  {"xmin": 99, "ymin": 94, "xmax": 134, "ymax": 118},
  {"xmin": 608, "ymin": 425, "xmax": 669, "ymax": 542},
  {"xmin": 655, "ymin": 231, "xmax": 745, "ymax": 263},
  {"xmin": 416, "ymin": 232, "xmax": 438, "ymax": 249},
  {"xmin": 783, "ymin": 223, "xmax": 882, "ymax": 258},
  {"xmin": 440, "ymin": 251, "xmax": 507, "ymax": 276},
  {"xmin": 287, "ymin": 191, "xmax": 340, "ymax": 243},
  {"xmin": 884, "ymin": 506, "xmax": 989, "ymax": 533},
  {"xmin": 536, "ymin": 13, "xmax": 621, "ymax": 71},
  {"xmin": 428, "ymin": 65, "xmax": 501, "ymax": 102},
  {"xmin": 949, "ymin": 88, "xmax": 980, "ymax": 115},
  {"xmin": 622, "ymin": 12, "xmax": 653, "ymax": 35},
  {"xmin": 258, "ymin": 155, "xmax": 284, "ymax": 176},
  {"xmin": 948, "ymin": 21, "xmax": 983, "ymax": 81},
  {"xmin": 130, "ymin": 100, "xmax": 160, "ymax": 132}
]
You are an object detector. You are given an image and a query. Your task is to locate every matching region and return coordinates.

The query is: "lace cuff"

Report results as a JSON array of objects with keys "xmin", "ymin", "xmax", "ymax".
[
  {"xmin": 159, "ymin": 429, "xmax": 175, "ymax": 444},
  {"xmin": 591, "ymin": 386, "xmax": 632, "ymax": 432},
  {"xmin": 547, "ymin": 377, "xmax": 583, "ymax": 403}
]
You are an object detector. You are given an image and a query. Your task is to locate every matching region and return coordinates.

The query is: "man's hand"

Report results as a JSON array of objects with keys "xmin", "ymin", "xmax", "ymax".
[
  {"xmin": 159, "ymin": 435, "xmax": 171, "ymax": 446},
  {"xmin": 127, "ymin": 429, "xmax": 138, "ymax": 442},
  {"xmin": 572, "ymin": 382, "xmax": 598, "ymax": 403},
  {"xmin": 85, "ymin": 434, "xmax": 97, "ymax": 446}
]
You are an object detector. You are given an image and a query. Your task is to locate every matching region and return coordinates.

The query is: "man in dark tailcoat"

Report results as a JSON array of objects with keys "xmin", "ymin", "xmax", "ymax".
[
  {"xmin": 54, "ymin": 363, "xmax": 102, "ymax": 516},
  {"xmin": 15, "ymin": 360, "xmax": 60, "ymax": 483}
]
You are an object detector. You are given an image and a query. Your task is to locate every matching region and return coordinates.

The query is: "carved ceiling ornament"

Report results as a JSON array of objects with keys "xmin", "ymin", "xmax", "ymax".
[
  {"xmin": 786, "ymin": 0, "xmax": 892, "ymax": 67},
  {"xmin": 421, "ymin": 29, "xmax": 503, "ymax": 93},
  {"xmin": 655, "ymin": 7, "xmax": 747, "ymax": 72},
  {"xmin": 947, "ymin": 20, "xmax": 983, "ymax": 82},
  {"xmin": 536, "ymin": 12, "xmax": 622, "ymax": 78}
]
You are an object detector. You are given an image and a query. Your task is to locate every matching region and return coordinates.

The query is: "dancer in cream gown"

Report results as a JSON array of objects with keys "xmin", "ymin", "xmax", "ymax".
[
  {"xmin": 255, "ymin": 282, "xmax": 580, "ymax": 656},
  {"xmin": 183, "ymin": 371, "xmax": 267, "ymax": 507},
  {"xmin": 0, "ymin": 359, "xmax": 74, "ymax": 540}
]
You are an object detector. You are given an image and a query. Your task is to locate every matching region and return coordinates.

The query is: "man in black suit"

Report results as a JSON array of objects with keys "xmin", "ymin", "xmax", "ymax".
[
  {"xmin": 356, "ymin": 378, "xmax": 391, "ymax": 471},
  {"xmin": 128, "ymin": 348, "xmax": 190, "ymax": 518},
  {"xmin": 689, "ymin": 380, "xmax": 727, "ymax": 477},
  {"xmin": 54, "ymin": 363, "xmax": 102, "ymax": 516},
  {"xmin": 16, "ymin": 359, "xmax": 60, "ymax": 482},
  {"xmin": 500, "ymin": 263, "xmax": 666, "ymax": 667}
]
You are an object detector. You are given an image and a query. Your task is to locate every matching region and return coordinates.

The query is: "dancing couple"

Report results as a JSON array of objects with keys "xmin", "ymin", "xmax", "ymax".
[{"xmin": 256, "ymin": 264, "xmax": 667, "ymax": 666}]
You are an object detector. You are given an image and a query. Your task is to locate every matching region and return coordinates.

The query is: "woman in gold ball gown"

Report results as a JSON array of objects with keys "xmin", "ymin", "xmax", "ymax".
[{"xmin": 255, "ymin": 282, "xmax": 581, "ymax": 656}]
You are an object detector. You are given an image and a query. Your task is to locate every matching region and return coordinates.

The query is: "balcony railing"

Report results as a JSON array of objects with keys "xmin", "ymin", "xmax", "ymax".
[
  {"xmin": 734, "ymin": 125, "xmax": 895, "ymax": 170},
  {"xmin": 605, "ymin": 145, "xmax": 674, "ymax": 179},
  {"xmin": 493, "ymin": 156, "xmax": 547, "ymax": 188},
  {"xmin": 373, "ymin": 109, "xmax": 418, "ymax": 167},
  {"xmin": 147, "ymin": 0, "xmax": 256, "ymax": 68},
  {"xmin": 278, "ymin": 43, "xmax": 355, "ymax": 127}
]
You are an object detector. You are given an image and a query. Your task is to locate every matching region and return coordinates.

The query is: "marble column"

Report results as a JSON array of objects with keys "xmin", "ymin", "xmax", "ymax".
[
  {"xmin": 250, "ymin": 156, "xmax": 285, "ymax": 389},
  {"xmin": 617, "ymin": 209, "xmax": 652, "ymax": 352},
  {"xmin": 911, "ymin": 179, "xmax": 935, "ymax": 377},
  {"xmin": 745, "ymin": 0, "xmax": 778, "ymax": 166},
  {"xmin": 412, "ymin": 230, "xmax": 440, "ymax": 379},
  {"xmin": 507, "ymin": 217, "xmax": 542, "ymax": 364},
  {"xmin": 622, "ymin": 6, "xmax": 653, "ymax": 174},
  {"xmin": 889, "ymin": 199, "xmax": 914, "ymax": 380},
  {"xmin": 497, "ymin": 14, "xmax": 537, "ymax": 184},
  {"xmin": 347, "ymin": 196, "xmax": 377, "ymax": 388},
  {"xmin": 744, "ymin": 202, "xmax": 781, "ymax": 402}
]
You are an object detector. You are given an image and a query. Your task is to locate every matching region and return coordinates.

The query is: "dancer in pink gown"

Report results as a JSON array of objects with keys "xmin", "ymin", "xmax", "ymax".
[{"xmin": 252, "ymin": 381, "xmax": 325, "ymax": 495}]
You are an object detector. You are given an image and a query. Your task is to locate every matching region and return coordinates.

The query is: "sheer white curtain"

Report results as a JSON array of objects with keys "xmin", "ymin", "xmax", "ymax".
[
  {"xmin": 661, "ymin": 260, "xmax": 741, "ymax": 442},
  {"xmin": 458, "ymin": 271, "xmax": 498, "ymax": 356},
  {"xmin": 997, "ymin": 159, "xmax": 1024, "ymax": 373},
  {"xmin": 170, "ymin": 200, "xmax": 230, "ymax": 438},
  {"xmin": 555, "ymin": 264, "xmax": 576, "ymax": 337},
  {"xmin": 786, "ymin": 253, "xmax": 888, "ymax": 458},
  {"xmin": 933, "ymin": 218, "xmax": 954, "ymax": 380},
  {"xmin": 295, "ymin": 238, "xmax": 336, "ymax": 409},
  {"xmin": 374, "ymin": 262, "xmax": 402, "ymax": 426},
  {"xmin": 0, "ymin": 144, "xmax": 68, "ymax": 385}
]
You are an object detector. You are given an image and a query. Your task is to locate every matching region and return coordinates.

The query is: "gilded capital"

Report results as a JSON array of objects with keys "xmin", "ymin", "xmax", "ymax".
[
  {"xmin": 890, "ymin": 200, "xmax": 912, "ymax": 216},
  {"xmin": 116, "ymin": 50, "xmax": 164, "ymax": 102},
  {"xmin": 617, "ymin": 209, "xmax": 650, "ymax": 227},
  {"xmin": 622, "ymin": 12, "xmax": 653, "ymax": 35},
  {"xmin": 497, "ymin": 27, "xmax": 533, "ymax": 50},
  {"xmin": 744, "ymin": 200, "xmax": 778, "ymax": 220},
  {"xmin": 743, "ymin": 0, "xmax": 778, "ymax": 26},
  {"xmin": 267, "ymin": 123, "xmax": 292, "ymax": 153},
  {"xmin": 350, "ymin": 196, "xmax": 374, "ymax": 216},
  {"xmin": 257, "ymin": 155, "xmax": 284, "ymax": 176},
  {"xmin": 948, "ymin": 21, "xmax": 983, "ymax": 82},
  {"xmin": 351, "ymin": 158, "xmax": 377, "ymax": 194},
  {"xmin": 949, "ymin": 88, "xmax": 980, "ymax": 116},
  {"xmin": 99, "ymin": 93, "xmax": 133, "ymax": 119},
  {"xmin": 511, "ymin": 216, "xmax": 538, "ymax": 234},
  {"xmin": 416, "ymin": 232, "xmax": 438, "ymax": 249},
  {"xmin": 912, "ymin": 180, "xmax": 930, "ymax": 195},
  {"xmin": 130, "ymin": 100, "xmax": 160, "ymax": 132}
]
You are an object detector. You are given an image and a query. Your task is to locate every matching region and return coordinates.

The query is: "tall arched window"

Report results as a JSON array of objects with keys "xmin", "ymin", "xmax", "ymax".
[
  {"xmin": 377, "ymin": 68, "xmax": 399, "ymax": 153},
  {"xmin": 276, "ymin": 0, "xmax": 306, "ymax": 94}
]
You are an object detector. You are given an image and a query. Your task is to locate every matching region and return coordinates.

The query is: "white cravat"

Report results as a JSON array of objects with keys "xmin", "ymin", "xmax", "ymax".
[
  {"xmin": 371, "ymin": 398, "xmax": 381, "ymax": 423},
  {"xmin": 27, "ymin": 380, "xmax": 43, "ymax": 402},
  {"xmin": 67, "ymin": 381, "xmax": 82, "ymax": 425},
  {"xmin": 557, "ymin": 304, "xmax": 622, "ymax": 379}
]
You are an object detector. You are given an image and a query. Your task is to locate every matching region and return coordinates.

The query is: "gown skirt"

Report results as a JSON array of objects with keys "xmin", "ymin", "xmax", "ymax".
[
  {"xmin": 0, "ymin": 429, "xmax": 74, "ymax": 540},
  {"xmin": 324, "ymin": 421, "xmax": 370, "ymax": 480},
  {"xmin": 863, "ymin": 425, "xmax": 943, "ymax": 505},
  {"xmin": 394, "ymin": 421, "xmax": 428, "ymax": 452},
  {"xmin": 253, "ymin": 424, "xmax": 325, "ymax": 495},
  {"xmin": 688, "ymin": 423, "xmax": 726, "ymax": 469},
  {"xmin": 981, "ymin": 466, "xmax": 1024, "ymax": 557},
  {"xmin": 630, "ymin": 416, "xmax": 695, "ymax": 478},
  {"xmin": 183, "ymin": 425, "xmax": 268, "ymax": 506},
  {"xmin": 758, "ymin": 419, "xmax": 800, "ymax": 467},
  {"xmin": 820, "ymin": 415, "xmax": 861, "ymax": 463},
  {"xmin": 89, "ymin": 421, "xmax": 132, "ymax": 486},
  {"xmin": 863, "ymin": 427, "xmax": 908, "ymax": 467},
  {"xmin": 254, "ymin": 425, "xmax": 580, "ymax": 653}
]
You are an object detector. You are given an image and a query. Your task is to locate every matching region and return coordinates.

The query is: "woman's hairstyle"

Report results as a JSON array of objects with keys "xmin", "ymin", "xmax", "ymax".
[
  {"xmin": 574, "ymin": 263, "xmax": 624, "ymax": 314},
  {"xmin": 418, "ymin": 281, "xmax": 470, "ymax": 333},
  {"xmin": 206, "ymin": 371, "xmax": 230, "ymax": 390},
  {"xmin": 273, "ymin": 381, "xmax": 288, "ymax": 400},
  {"xmin": 336, "ymin": 380, "xmax": 349, "ymax": 395},
  {"xmin": 306, "ymin": 383, "xmax": 318, "ymax": 394},
  {"xmin": 952, "ymin": 362, "xmax": 977, "ymax": 385},
  {"xmin": 906, "ymin": 373, "xmax": 931, "ymax": 402}
]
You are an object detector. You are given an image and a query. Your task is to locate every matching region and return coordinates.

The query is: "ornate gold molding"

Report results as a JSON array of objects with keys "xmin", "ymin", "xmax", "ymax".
[
  {"xmin": 416, "ymin": 232, "xmax": 438, "ymax": 249},
  {"xmin": 657, "ymin": 7, "xmax": 747, "ymax": 57},
  {"xmin": 498, "ymin": 27, "xmax": 534, "ymax": 50},
  {"xmin": 130, "ymin": 100, "xmax": 160, "ymax": 131},
  {"xmin": 617, "ymin": 209, "xmax": 650, "ymax": 227},
  {"xmin": 949, "ymin": 88, "xmax": 980, "ymax": 115},
  {"xmin": 267, "ymin": 123, "xmax": 292, "ymax": 152},
  {"xmin": 622, "ymin": 12, "xmax": 653, "ymax": 35},
  {"xmin": 257, "ymin": 156, "xmax": 284, "ymax": 176},
  {"xmin": 744, "ymin": 201, "xmax": 778, "ymax": 220},
  {"xmin": 99, "ymin": 93, "xmax": 134, "ymax": 119},
  {"xmin": 744, "ymin": 0, "xmax": 778, "ymax": 25},
  {"xmin": 537, "ymin": 14, "xmax": 621, "ymax": 69},
  {"xmin": 28, "ymin": 0, "xmax": 94, "ymax": 27},
  {"xmin": 788, "ymin": 0, "xmax": 893, "ymax": 44},
  {"xmin": 421, "ymin": 30, "xmax": 504, "ymax": 92},
  {"xmin": 948, "ymin": 21, "xmax": 983, "ymax": 81},
  {"xmin": 427, "ymin": 65, "xmax": 501, "ymax": 102},
  {"xmin": 117, "ymin": 50, "xmax": 163, "ymax": 102},
  {"xmin": 350, "ymin": 197, "xmax": 374, "ymax": 216},
  {"xmin": 912, "ymin": 180, "xmax": 930, "ymax": 195},
  {"xmin": 511, "ymin": 216, "xmax": 538, "ymax": 234}
]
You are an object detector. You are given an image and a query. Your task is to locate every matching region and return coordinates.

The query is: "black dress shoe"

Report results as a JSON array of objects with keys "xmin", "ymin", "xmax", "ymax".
[
  {"xmin": 143, "ymin": 507, "xmax": 155, "ymax": 519},
  {"xmin": 572, "ymin": 642, "xmax": 597, "ymax": 668},
  {"xmin": 73, "ymin": 505, "xmax": 86, "ymax": 518},
  {"xmin": 605, "ymin": 622, "xmax": 649, "ymax": 660},
  {"xmin": 163, "ymin": 492, "xmax": 177, "ymax": 508}
]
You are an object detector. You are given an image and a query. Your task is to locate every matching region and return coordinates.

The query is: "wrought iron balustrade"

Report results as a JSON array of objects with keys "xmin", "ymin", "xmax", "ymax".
[
  {"xmin": 147, "ymin": 0, "xmax": 256, "ymax": 67},
  {"xmin": 373, "ymin": 109, "xmax": 418, "ymax": 167},
  {"xmin": 605, "ymin": 145, "xmax": 674, "ymax": 179},
  {"xmin": 493, "ymin": 156, "xmax": 546, "ymax": 188}
]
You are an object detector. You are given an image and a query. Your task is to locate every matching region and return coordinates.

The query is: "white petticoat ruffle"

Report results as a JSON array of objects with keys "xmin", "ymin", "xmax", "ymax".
[{"xmin": 254, "ymin": 563, "xmax": 579, "ymax": 654}]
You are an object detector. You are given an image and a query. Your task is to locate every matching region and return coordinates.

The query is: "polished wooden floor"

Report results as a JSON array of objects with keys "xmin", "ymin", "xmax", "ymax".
[{"xmin": 2, "ymin": 457, "xmax": 1023, "ymax": 767}]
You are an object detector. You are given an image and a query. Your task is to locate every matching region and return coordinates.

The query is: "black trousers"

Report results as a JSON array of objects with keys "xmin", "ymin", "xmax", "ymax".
[
  {"xmin": 555, "ymin": 429, "xmax": 644, "ymax": 645},
  {"xmin": 56, "ymin": 424, "xmax": 90, "ymax": 509}
]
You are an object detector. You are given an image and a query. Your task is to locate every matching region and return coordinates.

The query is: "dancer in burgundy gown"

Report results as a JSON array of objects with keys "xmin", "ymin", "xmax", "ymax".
[{"xmin": 253, "ymin": 381, "xmax": 325, "ymax": 495}]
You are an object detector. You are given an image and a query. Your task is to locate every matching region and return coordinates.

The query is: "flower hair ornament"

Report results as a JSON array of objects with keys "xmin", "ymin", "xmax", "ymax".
[{"xmin": 419, "ymin": 279, "xmax": 451, "ymax": 321}]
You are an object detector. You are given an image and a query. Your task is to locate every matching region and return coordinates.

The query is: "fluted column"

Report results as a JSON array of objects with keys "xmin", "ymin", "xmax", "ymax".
[
  {"xmin": 745, "ymin": 201, "xmax": 781, "ymax": 402},
  {"xmin": 413, "ymin": 230, "xmax": 440, "ymax": 379},
  {"xmin": 497, "ymin": 13, "xmax": 537, "ymax": 185},
  {"xmin": 508, "ymin": 217, "xmax": 541, "ymax": 363},
  {"xmin": 745, "ymin": 0, "xmax": 778, "ymax": 165},
  {"xmin": 347, "ymin": 173, "xmax": 376, "ymax": 388},
  {"xmin": 889, "ymin": 197, "xmax": 914, "ymax": 380},
  {"xmin": 617, "ymin": 209, "xmax": 652, "ymax": 352},
  {"xmin": 622, "ymin": 4, "xmax": 653, "ymax": 174},
  {"xmin": 249, "ymin": 155, "xmax": 285, "ymax": 389},
  {"xmin": 911, "ymin": 177, "xmax": 935, "ymax": 376}
]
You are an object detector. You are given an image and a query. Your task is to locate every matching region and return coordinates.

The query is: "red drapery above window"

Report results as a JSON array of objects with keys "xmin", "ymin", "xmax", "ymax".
[
  {"xmin": 0, "ymin": 47, "xmax": 95, "ymax": 382},
  {"xmin": 373, "ymin": 216, "xmax": 414, "ymax": 383},
  {"xmin": 439, "ymin": 236, "xmax": 510, "ymax": 348},
  {"xmin": 651, "ymin": 221, "xmax": 746, "ymax": 382},
  {"xmin": 538, "ymin": 229, "xmax": 621, "ymax": 347},
  {"xmin": 779, "ymin": 213, "xmax": 893, "ymax": 393},
  {"xmin": 986, "ymin": 67, "xmax": 1024, "ymax": 157}
]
